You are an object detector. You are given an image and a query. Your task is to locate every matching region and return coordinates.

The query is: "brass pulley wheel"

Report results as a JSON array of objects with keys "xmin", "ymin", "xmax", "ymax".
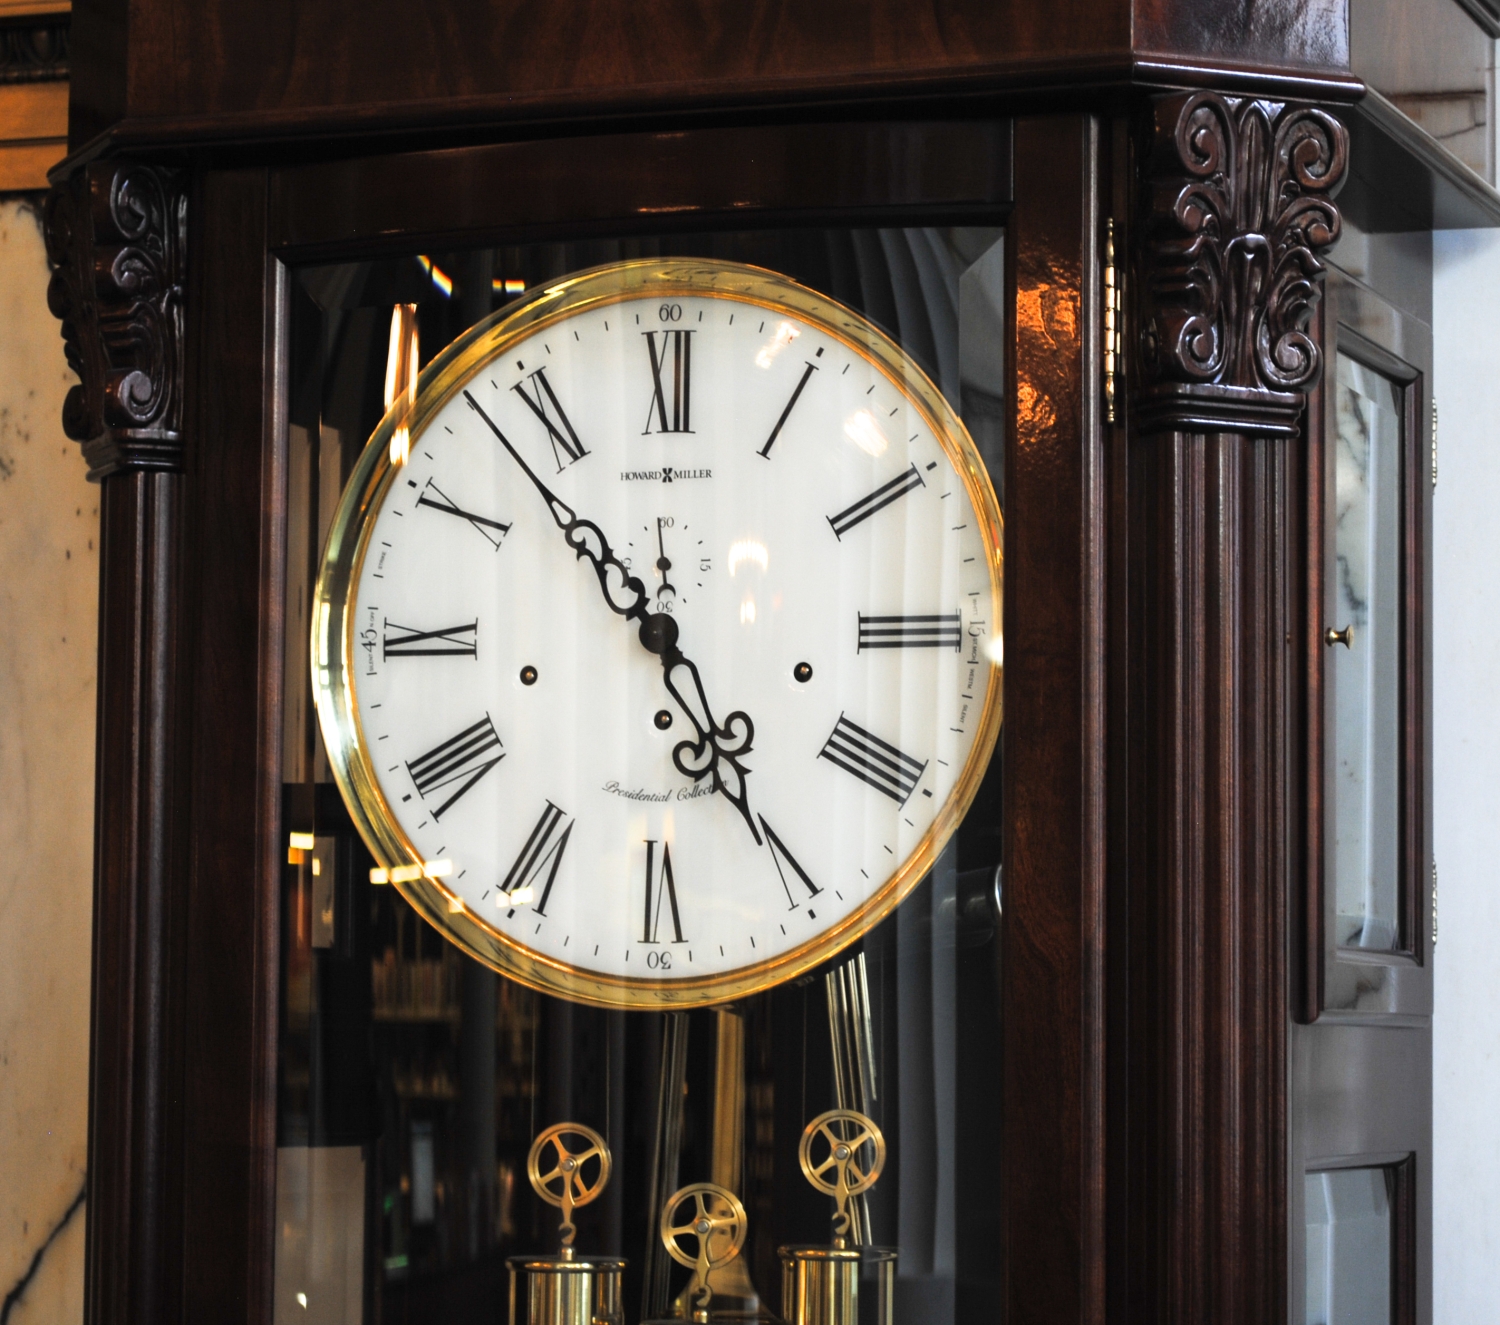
[
  {"xmin": 798, "ymin": 1109, "xmax": 886, "ymax": 1238},
  {"xmin": 528, "ymin": 1122, "xmax": 611, "ymax": 1247}
]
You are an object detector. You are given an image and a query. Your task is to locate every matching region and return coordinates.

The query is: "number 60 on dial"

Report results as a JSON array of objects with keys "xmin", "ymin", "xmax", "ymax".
[{"xmin": 313, "ymin": 258, "xmax": 1003, "ymax": 1008}]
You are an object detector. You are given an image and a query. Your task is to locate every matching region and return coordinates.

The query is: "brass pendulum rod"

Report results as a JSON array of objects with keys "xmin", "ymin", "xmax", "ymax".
[
  {"xmin": 823, "ymin": 953, "xmax": 877, "ymax": 1243},
  {"xmin": 674, "ymin": 1007, "xmax": 772, "ymax": 1320},
  {"xmin": 641, "ymin": 1011, "xmax": 689, "ymax": 1321}
]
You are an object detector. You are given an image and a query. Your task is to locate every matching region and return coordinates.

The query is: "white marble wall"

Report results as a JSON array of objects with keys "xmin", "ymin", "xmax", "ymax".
[{"xmin": 0, "ymin": 198, "xmax": 93, "ymax": 1322}]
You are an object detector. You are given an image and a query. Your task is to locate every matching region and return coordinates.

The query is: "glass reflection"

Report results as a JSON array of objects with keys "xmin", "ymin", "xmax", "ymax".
[
  {"xmin": 1304, "ymin": 1167, "xmax": 1392, "ymax": 1325},
  {"xmin": 1331, "ymin": 353, "xmax": 1404, "ymax": 952},
  {"xmin": 276, "ymin": 227, "xmax": 1007, "ymax": 1324}
]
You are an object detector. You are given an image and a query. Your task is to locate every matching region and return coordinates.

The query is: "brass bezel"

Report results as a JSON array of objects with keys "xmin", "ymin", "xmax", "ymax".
[{"xmin": 312, "ymin": 257, "xmax": 1004, "ymax": 1009}]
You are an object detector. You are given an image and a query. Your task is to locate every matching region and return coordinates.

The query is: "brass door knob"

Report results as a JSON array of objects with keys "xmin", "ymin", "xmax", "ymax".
[{"xmin": 1324, "ymin": 625, "xmax": 1353, "ymax": 649}]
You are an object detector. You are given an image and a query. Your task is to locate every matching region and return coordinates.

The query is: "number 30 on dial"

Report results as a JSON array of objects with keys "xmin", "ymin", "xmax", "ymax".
[{"xmin": 314, "ymin": 258, "xmax": 1003, "ymax": 1008}]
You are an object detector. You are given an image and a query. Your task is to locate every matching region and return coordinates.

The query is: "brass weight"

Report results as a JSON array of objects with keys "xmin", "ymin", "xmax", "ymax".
[
  {"xmin": 642, "ymin": 1181, "xmax": 752, "ymax": 1325},
  {"xmin": 507, "ymin": 1123, "xmax": 626, "ymax": 1325},
  {"xmin": 777, "ymin": 1111, "xmax": 897, "ymax": 1325}
]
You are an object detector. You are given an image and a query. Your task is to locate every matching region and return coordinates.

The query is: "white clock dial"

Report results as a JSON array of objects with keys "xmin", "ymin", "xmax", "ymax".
[{"xmin": 316, "ymin": 260, "xmax": 1003, "ymax": 1007}]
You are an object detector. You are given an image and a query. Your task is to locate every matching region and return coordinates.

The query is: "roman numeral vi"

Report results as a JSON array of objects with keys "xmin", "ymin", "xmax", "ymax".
[{"xmin": 641, "ymin": 839, "xmax": 686, "ymax": 943}]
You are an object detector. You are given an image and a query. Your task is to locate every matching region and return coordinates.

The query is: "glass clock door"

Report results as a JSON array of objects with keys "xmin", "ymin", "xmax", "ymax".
[{"xmin": 274, "ymin": 225, "xmax": 1007, "ymax": 1325}]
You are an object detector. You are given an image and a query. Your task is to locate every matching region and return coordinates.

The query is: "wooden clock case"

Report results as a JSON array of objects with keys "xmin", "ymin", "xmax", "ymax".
[{"xmin": 40, "ymin": 1, "xmax": 1467, "ymax": 1320}]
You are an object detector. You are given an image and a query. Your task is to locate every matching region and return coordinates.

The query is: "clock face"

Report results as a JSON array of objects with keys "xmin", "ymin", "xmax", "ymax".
[{"xmin": 315, "ymin": 259, "xmax": 1002, "ymax": 1007}]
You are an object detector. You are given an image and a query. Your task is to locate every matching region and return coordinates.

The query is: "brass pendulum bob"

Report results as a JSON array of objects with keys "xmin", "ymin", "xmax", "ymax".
[
  {"xmin": 507, "ymin": 1123, "xmax": 627, "ymax": 1325},
  {"xmin": 644, "ymin": 1182, "xmax": 750, "ymax": 1325},
  {"xmin": 778, "ymin": 1112, "xmax": 897, "ymax": 1325}
]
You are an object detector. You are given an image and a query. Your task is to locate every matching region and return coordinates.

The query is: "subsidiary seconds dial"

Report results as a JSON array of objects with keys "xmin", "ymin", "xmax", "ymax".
[{"xmin": 315, "ymin": 259, "xmax": 1003, "ymax": 1008}]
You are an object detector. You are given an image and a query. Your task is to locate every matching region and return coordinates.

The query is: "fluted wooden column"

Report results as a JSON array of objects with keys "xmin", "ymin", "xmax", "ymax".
[
  {"xmin": 1124, "ymin": 91, "xmax": 1346, "ymax": 1322},
  {"xmin": 45, "ymin": 161, "xmax": 189, "ymax": 1325}
]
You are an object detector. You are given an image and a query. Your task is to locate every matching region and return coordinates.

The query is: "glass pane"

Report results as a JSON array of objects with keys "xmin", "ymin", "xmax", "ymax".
[
  {"xmin": 1304, "ymin": 1167, "xmax": 1393, "ymax": 1325},
  {"xmin": 1331, "ymin": 353, "xmax": 1404, "ymax": 952},
  {"xmin": 276, "ymin": 228, "xmax": 1006, "ymax": 1324}
]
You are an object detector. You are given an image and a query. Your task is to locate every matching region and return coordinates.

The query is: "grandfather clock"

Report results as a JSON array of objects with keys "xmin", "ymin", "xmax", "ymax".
[{"xmin": 41, "ymin": 2, "xmax": 1446, "ymax": 1322}]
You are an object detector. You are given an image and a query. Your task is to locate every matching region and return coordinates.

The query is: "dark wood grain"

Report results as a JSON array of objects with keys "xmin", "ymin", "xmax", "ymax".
[
  {"xmin": 42, "ymin": 162, "xmax": 187, "ymax": 479},
  {"xmin": 1126, "ymin": 390, "xmax": 1296, "ymax": 1325},
  {"xmin": 1392, "ymin": 1154, "xmax": 1418, "ymax": 1324},
  {"xmin": 83, "ymin": 470, "xmax": 186, "ymax": 1325},
  {"xmin": 176, "ymin": 167, "xmax": 284, "ymax": 1322},
  {"xmin": 1003, "ymin": 113, "xmax": 1107, "ymax": 1325},
  {"xmin": 1121, "ymin": 90, "xmax": 1347, "ymax": 1323},
  {"xmin": 40, "ymin": 159, "xmax": 193, "ymax": 1325},
  {"xmin": 1297, "ymin": 298, "xmax": 1326, "ymax": 1025},
  {"xmin": 269, "ymin": 120, "xmax": 1013, "ymax": 262},
  {"xmin": 1135, "ymin": 0, "xmax": 1348, "ymax": 71},
  {"xmin": 65, "ymin": 0, "xmax": 1360, "ymax": 158}
]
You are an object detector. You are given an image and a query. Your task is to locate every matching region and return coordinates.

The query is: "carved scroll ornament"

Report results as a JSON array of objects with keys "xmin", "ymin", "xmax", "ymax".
[
  {"xmin": 1137, "ymin": 91, "xmax": 1347, "ymax": 419},
  {"xmin": 44, "ymin": 163, "xmax": 187, "ymax": 481}
]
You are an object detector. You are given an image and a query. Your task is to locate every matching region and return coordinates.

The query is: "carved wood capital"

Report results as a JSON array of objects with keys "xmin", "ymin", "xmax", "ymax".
[
  {"xmin": 43, "ymin": 162, "xmax": 188, "ymax": 481},
  {"xmin": 1136, "ymin": 90, "xmax": 1347, "ymax": 424}
]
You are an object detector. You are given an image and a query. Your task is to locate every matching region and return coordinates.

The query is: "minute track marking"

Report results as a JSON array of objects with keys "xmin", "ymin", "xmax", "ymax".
[{"xmin": 463, "ymin": 389, "xmax": 762, "ymax": 845}]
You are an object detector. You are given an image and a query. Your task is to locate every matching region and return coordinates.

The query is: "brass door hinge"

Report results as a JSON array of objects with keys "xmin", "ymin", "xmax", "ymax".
[
  {"xmin": 1104, "ymin": 218, "xmax": 1123, "ymax": 424},
  {"xmin": 1431, "ymin": 395, "xmax": 1439, "ymax": 489},
  {"xmin": 1432, "ymin": 859, "xmax": 1438, "ymax": 949}
]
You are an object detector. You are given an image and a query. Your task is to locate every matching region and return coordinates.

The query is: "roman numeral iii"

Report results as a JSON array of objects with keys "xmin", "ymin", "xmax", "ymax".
[
  {"xmin": 383, "ymin": 619, "xmax": 478, "ymax": 658},
  {"xmin": 512, "ymin": 366, "xmax": 588, "ymax": 471},
  {"xmin": 501, "ymin": 801, "xmax": 573, "ymax": 916},
  {"xmin": 818, "ymin": 714, "xmax": 927, "ymax": 805},
  {"xmin": 406, "ymin": 715, "xmax": 504, "ymax": 819},
  {"xmin": 856, "ymin": 612, "xmax": 962, "ymax": 652},
  {"xmin": 640, "ymin": 839, "xmax": 686, "ymax": 943},
  {"xmin": 642, "ymin": 330, "xmax": 694, "ymax": 434},
  {"xmin": 827, "ymin": 463, "xmax": 925, "ymax": 539}
]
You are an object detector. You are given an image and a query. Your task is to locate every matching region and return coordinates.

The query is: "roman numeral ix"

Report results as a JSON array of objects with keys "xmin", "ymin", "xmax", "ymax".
[
  {"xmin": 501, "ymin": 801, "xmax": 573, "ymax": 916},
  {"xmin": 827, "ymin": 464, "xmax": 925, "ymax": 539},
  {"xmin": 416, "ymin": 478, "xmax": 511, "ymax": 549},
  {"xmin": 857, "ymin": 612, "xmax": 962, "ymax": 652},
  {"xmin": 643, "ymin": 330, "xmax": 694, "ymax": 434},
  {"xmin": 641, "ymin": 839, "xmax": 686, "ymax": 943},
  {"xmin": 383, "ymin": 619, "xmax": 478, "ymax": 658},
  {"xmin": 760, "ymin": 816, "xmax": 821, "ymax": 910},
  {"xmin": 512, "ymin": 366, "xmax": 588, "ymax": 471},
  {"xmin": 406, "ymin": 715, "xmax": 504, "ymax": 820},
  {"xmin": 818, "ymin": 714, "xmax": 928, "ymax": 806}
]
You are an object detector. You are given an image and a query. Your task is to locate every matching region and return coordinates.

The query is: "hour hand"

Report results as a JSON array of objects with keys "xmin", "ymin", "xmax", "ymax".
[
  {"xmin": 465, "ymin": 391, "xmax": 648, "ymax": 620},
  {"xmin": 638, "ymin": 613, "xmax": 761, "ymax": 846}
]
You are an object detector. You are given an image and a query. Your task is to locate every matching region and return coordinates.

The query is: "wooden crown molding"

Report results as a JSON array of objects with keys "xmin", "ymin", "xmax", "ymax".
[
  {"xmin": 1135, "ymin": 89, "xmax": 1348, "ymax": 435},
  {"xmin": 43, "ymin": 161, "xmax": 187, "ymax": 480}
]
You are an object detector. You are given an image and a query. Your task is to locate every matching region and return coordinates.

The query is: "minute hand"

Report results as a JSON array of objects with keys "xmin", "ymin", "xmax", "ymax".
[{"xmin": 464, "ymin": 392, "xmax": 761, "ymax": 844}]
